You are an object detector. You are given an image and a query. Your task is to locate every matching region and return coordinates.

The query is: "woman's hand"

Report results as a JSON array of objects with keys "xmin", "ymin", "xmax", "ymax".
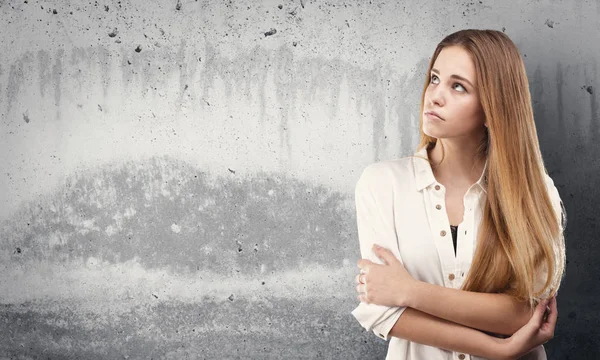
[
  {"xmin": 500, "ymin": 296, "xmax": 558, "ymax": 360},
  {"xmin": 355, "ymin": 244, "xmax": 417, "ymax": 307}
]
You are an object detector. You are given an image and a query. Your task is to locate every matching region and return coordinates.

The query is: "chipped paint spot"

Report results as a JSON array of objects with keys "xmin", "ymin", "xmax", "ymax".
[
  {"xmin": 264, "ymin": 28, "xmax": 277, "ymax": 37},
  {"xmin": 586, "ymin": 85, "xmax": 594, "ymax": 95}
]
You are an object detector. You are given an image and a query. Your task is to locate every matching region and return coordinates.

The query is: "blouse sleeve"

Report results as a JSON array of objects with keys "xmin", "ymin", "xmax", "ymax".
[
  {"xmin": 532, "ymin": 174, "xmax": 567, "ymax": 302},
  {"xmin": 350, "ymin": 163, "xmax": 408, "ymax": 341}
]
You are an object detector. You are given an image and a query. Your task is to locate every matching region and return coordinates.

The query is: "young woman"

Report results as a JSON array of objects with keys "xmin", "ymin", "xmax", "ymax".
[{"xmin": 351, "ymin": 29, "xmax": 566, "ymax": 360}]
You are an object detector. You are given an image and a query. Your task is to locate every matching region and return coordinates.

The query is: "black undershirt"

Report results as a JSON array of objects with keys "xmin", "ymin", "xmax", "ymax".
[{"xmin": 450, "ymin": 224, "xmax": 458, "ymax": 256}]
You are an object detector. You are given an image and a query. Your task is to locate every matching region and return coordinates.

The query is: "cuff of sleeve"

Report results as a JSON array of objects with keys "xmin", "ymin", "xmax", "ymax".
[
  {"xmin": 372, "ymin": 306, "xmax": 406, "ymax": 341},
  {"xmin": 351, "ymin": 302, "xmax": 407, "ymax": 341}
]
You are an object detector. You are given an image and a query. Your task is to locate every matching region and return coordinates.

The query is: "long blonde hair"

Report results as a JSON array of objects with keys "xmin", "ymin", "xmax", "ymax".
[{"xmin": 415, "ymin": 29, "xmax": 566, "ymax": 309}]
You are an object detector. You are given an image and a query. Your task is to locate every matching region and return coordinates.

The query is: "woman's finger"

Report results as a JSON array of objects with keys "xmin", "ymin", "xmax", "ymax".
[
  {"xmin": 354, "ymin": 274, "xmax": 366, "ymax": 285},
  {"xmin": 546, "ymin": 297, "xmax": 558, "ymax": 326},
  {"xmin": 356, "ymin": 283, "xmax": 367, "ymax": 293},
  {"xmin": 529, "ymin": 298, "xmax": 550, "ymax": 326}
]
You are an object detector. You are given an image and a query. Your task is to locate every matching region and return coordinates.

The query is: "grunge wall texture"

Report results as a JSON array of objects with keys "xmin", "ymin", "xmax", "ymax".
[{"xmin": 1, "ymin": 0, "xmax": 598, "ymax": 358}]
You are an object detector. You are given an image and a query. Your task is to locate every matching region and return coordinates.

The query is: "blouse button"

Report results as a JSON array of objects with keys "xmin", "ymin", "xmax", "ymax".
[
  {"xmin": 435, "ymin": 185, "xmax": 441, "ymax": 190},
  {"xmin": 440, "ymin": 230, "xmax": 446, "ymax": 236},
  {"xmin": 449, "ymin": 273, "xmax": 455, "ymax": 281},
  {"xmin": 436, "ymin": 204, "xmax": 442, "ymax": 210},
  {"xmin": 458, "ymin": 354, "xmax": 465, "ymax": 360}
]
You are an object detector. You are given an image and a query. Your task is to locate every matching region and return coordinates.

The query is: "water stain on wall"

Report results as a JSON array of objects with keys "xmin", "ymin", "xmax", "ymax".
[
  {"xmin": 3, "ymin": 42, "xmax": 425, "ymax": 163},
  {"xmin": 0, "ymin": 156, "xmax": 370, "ymax": 358},
  {"xmin": 1, "ymin": 156, "xmax": 356, "ymax": 272},
  {"xmin": 6, "ymin": 52, "xmax": 32, "ymax": 119},
  {"xmin": 37, "ymin": 50, "xmax": 52, "ymax": 98},
  {"xmin": 587, "ymin": 61, "xmax": 598, "ymax": 140}
]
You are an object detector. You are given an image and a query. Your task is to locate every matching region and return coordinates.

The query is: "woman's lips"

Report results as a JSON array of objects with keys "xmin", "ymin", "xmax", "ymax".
[{"xmin": 424, "ymin": 112, "xmax": 444, "ymax": 121}]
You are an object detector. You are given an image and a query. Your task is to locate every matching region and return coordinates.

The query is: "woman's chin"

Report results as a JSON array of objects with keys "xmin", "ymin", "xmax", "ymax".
[{"xmin": 422, "ymin": 126, "xmax": 443, "ymax": 139}]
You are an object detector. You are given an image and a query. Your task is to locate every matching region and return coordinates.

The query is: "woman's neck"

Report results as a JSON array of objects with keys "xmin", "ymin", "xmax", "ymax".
[{"xmin": 428, "ymin": 140, "xmax": 486, "ymax": 189}]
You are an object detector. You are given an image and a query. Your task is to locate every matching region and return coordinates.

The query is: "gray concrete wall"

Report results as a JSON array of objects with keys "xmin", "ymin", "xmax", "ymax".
[{"xmin": 1, "ymin": 0, "xmax": 598, "ymax": 358}]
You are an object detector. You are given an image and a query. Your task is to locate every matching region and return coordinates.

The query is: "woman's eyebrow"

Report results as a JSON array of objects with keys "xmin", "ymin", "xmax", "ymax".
[{"xmin": 431, "ymin": 68, "xmax": 474, "ymax": 88}]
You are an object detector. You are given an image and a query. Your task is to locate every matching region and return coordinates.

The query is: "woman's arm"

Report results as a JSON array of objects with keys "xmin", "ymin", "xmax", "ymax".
[
  {"xmin": 360, "ymin": 245, "xmax": 532, "ymax": 336},
  {"xmin": 409, "ymin": 281, "xmax": 532, "ymax": 336},
  {"xmin": 388, "ymin": 306, "xmax": 510, "ymax": 360},
  {"xmin": 388, "ymin": 296, "xmax": 557, "ymax": 360}
]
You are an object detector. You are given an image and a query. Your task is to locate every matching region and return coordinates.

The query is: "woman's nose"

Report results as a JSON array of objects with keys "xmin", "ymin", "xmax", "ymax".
[{"xmin": 428, "ymin": 87, "xmax": 445, "ymax": 107}]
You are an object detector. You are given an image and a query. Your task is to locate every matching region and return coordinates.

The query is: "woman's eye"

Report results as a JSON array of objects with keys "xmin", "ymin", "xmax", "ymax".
[
  {"xmin": 453, "ymin": 83, "xmax": 466, "ymax": 92},
  {"xmin": 430, "ymin": 75, "xmax": 466, "ymax": 93}
]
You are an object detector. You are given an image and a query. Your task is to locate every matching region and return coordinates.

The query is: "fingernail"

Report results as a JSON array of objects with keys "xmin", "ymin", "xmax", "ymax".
[{"xmin": 373, "ymin": 244, "xmax": 380, "ymax": 250}]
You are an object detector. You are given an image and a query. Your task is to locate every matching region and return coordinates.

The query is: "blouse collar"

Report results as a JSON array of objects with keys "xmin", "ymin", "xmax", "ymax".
[{"xmin": 412, "ymin": 145, "xmax": 488, "ymax": 194}]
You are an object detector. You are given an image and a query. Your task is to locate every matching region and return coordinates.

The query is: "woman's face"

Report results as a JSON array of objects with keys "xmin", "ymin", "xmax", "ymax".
[{"xmin": 422, "ymin": 45, "xmax": 486, "ymax": 140}]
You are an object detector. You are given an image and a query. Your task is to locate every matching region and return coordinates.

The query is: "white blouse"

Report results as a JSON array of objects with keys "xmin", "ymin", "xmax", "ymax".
[{"xmin": 351, "ymin": 146, "xmax": 565, "ymax": 360}]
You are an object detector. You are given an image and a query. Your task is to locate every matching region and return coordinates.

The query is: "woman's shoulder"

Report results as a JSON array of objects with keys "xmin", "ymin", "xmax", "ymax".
[
  {"xmin": 543, "ymin": 172, "xmax": 557, "ymax": 187},
  {"xmin": 542, "ymin": 171, "xmax": 566, "ymax": 229},
  {"xmin": 360, "ymin": 155, "xmax": 415, "ymax": 175},
  {"xmin": 542, "ymin": 172, "xmax": 562, "ymax": 203},
  {"xmin": 357, "ymin": 155, "xmax": 418, "ymax": 190}
]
